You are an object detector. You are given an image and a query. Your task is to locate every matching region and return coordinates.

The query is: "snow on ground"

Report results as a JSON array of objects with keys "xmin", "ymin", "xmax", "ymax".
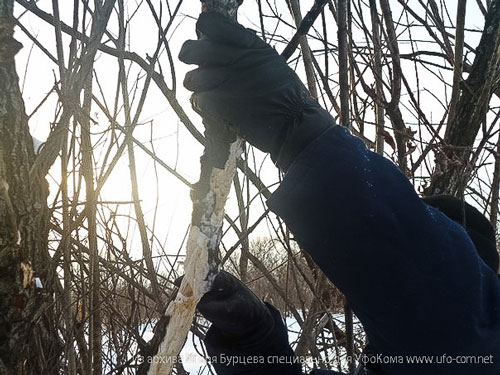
[{"xmin": 137, "ymin": 313, "xmax": 364, "ymax": 374}]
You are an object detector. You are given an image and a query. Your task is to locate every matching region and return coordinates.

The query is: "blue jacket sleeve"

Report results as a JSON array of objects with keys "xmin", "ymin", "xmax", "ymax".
[{"xmin": 267, "ymin": 126, "xmax": 500, "ymax": 374}]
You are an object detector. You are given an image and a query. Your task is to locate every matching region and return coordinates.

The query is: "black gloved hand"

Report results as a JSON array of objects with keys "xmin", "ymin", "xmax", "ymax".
[
  {"xmin": 179, "ymin": 12, "xmax": 333, "ymax": 171},
  {"xmin": 198, "ymin": 271, "xmax": 301, "ymax": 375},
  {"xmin": 197, "ymin": 271, "xmax": 273, "ymax": 338}
]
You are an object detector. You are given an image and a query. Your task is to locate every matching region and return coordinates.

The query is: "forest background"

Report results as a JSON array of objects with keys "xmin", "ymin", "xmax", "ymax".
[{"xmin": 0, "ymin": 0, "xmax": 500, "ymax": 373}]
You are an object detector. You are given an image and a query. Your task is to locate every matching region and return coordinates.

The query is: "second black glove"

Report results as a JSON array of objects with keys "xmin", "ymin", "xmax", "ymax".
[{"xmin": 197, "ymin": 271, "xmax": 273, "ymax": 338}]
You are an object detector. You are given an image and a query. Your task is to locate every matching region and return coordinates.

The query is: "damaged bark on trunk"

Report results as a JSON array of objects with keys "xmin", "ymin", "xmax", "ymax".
[
  {"xmin": 0, "ymin": 0, "xmax": 61, "ymax": 373},
  {"xmin": 146, "ymin": 1, "xmax": 244, "ymax": 374}
]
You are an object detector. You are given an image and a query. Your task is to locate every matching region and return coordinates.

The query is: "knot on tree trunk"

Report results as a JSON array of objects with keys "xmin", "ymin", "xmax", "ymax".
[{"xmin": 0, "ymin": 16, "xmax": 22, "ymax": 62}]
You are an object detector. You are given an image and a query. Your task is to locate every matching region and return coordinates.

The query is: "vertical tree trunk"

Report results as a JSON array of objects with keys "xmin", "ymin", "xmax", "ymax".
[
  {"xmin": 337, "ymin": 0, "xmax": 349, "ymax": 127},
  {"xmin": 370, "ymin": 0, "xmax": 385, "ymax": 155},
  {"xmin": 81, "ymin": 75, "xmax": 102, "ymax": 374},
  {"xmin": 234, "ymin": 173, "xmax": 249, "ymax": 282},
  {"xmin": 446, "ymin": 0, "xmax": 467, "ymax": 133},
  {"xmin": 0, "ymin": 0, "xmax": 60, "ymax": 372},
  {"xmin": 490, "ymin": 135, "xmax": 500, "ymax": 232},
  {"xmin": 287, "ymin": 0, "xmax": 319, "ymax": 99},
  {"xmin": 148, "ymin": 1, "xmax": 244, "ymax": 373},
  {"xmin": 426, "ymin": 0, "xmax": 500, "ymax": 196},
  {"xmin": 61, "ymin": 124, "xmax": 78, "ymax": 375},
  {"xmin": 379, "ymin": 0, "xmax": 408, "ymax": 172}
]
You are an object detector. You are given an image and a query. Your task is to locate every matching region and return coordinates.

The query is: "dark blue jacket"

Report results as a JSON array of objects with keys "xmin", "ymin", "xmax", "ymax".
[{"xmin": 205, "ymin": 126, "xmax": 500, "ymax": 375}]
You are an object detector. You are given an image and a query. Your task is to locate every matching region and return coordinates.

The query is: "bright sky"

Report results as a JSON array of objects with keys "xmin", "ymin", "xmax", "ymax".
[
  {"xmin": 12, "ymin": 0, "xmax": 492, "ymax": 272},
  {"xmin": 14, "ymin": 0, "xmax": 284, "ymax": 272}
]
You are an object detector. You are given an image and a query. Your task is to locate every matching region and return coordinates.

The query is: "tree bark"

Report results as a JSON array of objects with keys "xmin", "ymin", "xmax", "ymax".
[
  {"xmin": 81, "ymin": 69, "xmax": 102, "ymax": 375},
  {"xmin": 379, "ymin": 0, "xmax": 408, "ymax": 172},
  {"xmin": 370, "ymin": 0, "xmax": 386, "ymax": 155},
  {"xmin": 446, "ymin": 0, "xmax": 467, "ymax": 133},
  {"xmin": 490, "ymin": 135, "xmax": 500, "ymax": 232},
  {"xmin": 337, "ymin": 0, "xmax": 350, "ymax": 127},
  {"xmin": 426, "ymin": 0, "xmax": 500, "ymax": 196},
  {"xmin": 147, "ymin": 1, "xmax": 244, "ymax": 373},
  {"xmin": 287, "ymin": 0, "xmax": 318, "ymax": 99},
  {"xmin": 0, "ymin": 0, "xmax": 60, "ymax": 372}
]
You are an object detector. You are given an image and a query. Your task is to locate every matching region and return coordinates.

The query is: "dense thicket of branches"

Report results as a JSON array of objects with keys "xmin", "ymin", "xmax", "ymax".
[{"xmin": 1, "ymin": 0, "xmax": 499, "ymax": 373}]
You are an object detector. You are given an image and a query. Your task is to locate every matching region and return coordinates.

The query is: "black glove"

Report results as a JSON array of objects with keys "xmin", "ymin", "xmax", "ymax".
[
  {"xmin": 197, "ymin": 271, "xmax": 273, "ymax": 338},
  {"xmin": 198, "ymin": 271, "xmax": 301, "ymax": 375},
  {"xmin": 179, "ymin": 12, "xmax": 333, "ymax": 171}
]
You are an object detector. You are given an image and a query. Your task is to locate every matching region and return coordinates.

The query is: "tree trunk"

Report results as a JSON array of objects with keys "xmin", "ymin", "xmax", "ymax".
[
  {"xmin": 0, "ymin": 1, "xmax": 60, "ymax": 372},
  {"xmin": 370, "ymin": 0, "xmax": 385, "ymax": 155},
  {"xmin": 426, "ymin": 0, "xmax": 500, "ymax": 196},
  {"xmin": 147, "ymin": 1, "xmax": 244, "ymax": 373},
  {"xmin": 337, "ymin": 0, "xmax": 349, "ymax": 127}
]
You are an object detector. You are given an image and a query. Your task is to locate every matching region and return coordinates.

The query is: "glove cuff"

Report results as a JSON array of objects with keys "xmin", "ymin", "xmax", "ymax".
[
  {"xmin": 273, "ymin": 102, "xmax": 334, "ymax": 172},
  {"xmin": 204, "ymin": 303, "xmax": 301, "ymax": 374}
]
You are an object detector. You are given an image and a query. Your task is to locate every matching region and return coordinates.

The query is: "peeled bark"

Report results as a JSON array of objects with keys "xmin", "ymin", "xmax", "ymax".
[
  {"xmin": 148, "ymin": 138, "xmax": 243, "ymax": 374},
  {"xmin": 147, "ymin": 1, "xmax": 244, "ymax": 373}
]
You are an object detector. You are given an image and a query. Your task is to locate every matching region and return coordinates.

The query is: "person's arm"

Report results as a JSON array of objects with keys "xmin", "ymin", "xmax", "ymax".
[
  {"xmin": 180, "ymin": 12, "xmax": 500, "ymax": 373},
  {"xmin": 267, "ymin": 125, "xmax": 500, "ymax": 366}
]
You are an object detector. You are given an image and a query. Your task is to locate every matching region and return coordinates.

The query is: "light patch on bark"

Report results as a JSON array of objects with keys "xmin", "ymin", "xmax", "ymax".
[
  {"xmin": 21, "ymin": 262, "xmax": 33, "ymax": 289},
  {"xmin": 148, "ymin": 1, "xmax": 243, "ymax": 371},
  {"xmin": 148, "ymin": 139, "xmax": 243, "ymax": 374}
]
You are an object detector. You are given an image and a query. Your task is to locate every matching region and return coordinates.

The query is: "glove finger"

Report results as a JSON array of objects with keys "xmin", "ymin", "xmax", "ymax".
[
  {"xmin": 208, "ymin": 270, "xmax": 240, "ymax": 295},
  {"xmin": 197, "ymin": 12, "xmax": 268, "ymax": 49},
  {"xmin": 198, "ymin": 272, "xmax": 270, "ymax": 335},
  {"xmin": 198, "ymin": 295, "xmax": 225, "ymax": 323},
  {"xmin": 179, "ymin": 39, "xmax": 241, "ymax": 66},
  {"xmin": 184, "ymin": 67, "xmax": 228, "ymax": 92},
  {"xmin": 198, "ymin": 272, "xmax": 250, "ymax": 318},
  {"xmin": 198, "ymin": 271, "xmax": 237, "ymax": 322}
]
